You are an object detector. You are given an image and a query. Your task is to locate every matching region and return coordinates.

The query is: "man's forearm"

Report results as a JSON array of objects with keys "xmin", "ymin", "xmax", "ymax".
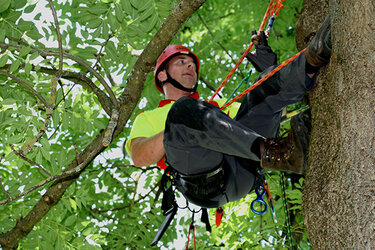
[{"xmin": 130, "ymin": 131, "xmax": 165, "ymax": 167}]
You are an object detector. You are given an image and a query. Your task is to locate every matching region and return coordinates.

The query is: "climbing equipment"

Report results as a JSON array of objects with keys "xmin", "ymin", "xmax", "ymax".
[
  {"xmin": 186, "ymin": 211, "xmax": 197, "ymax": 250},
  {"xmin": 281, "ymin": 172, "xmax": 294, "ymax": 248},
  {"xmin": 251, "ymin": 185, "xmax": 268, "ymax": 215},
  {"xmin": 263, "ymin": 180, "xmax": 277, "ymax": 223},
  {"xmin": 220, "ymin": 49, "xmax": 305, "ymax": 110},
  {"xmin": 154, "ymin": 44, "xmax": 200, "ymax": 93},
  {"xmin": 151, "ymin": 0, "xmax": 292, "ymax": 247},
  {"xmin": 209, "ymin": 0, "xmax": 285, "ymax": 103},
  {"xmin": 150, "ymin": 168, "xmax": 178, "ymax": 246},
  {"xmin": 216, "ymin": 207, "xmax": 224, "ymax": 226}
]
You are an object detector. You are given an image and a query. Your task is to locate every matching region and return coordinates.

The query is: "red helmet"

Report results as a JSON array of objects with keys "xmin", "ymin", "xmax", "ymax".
[{"xmin": 154, "ymin": 45, "xmax": 200, "ymax": 93}]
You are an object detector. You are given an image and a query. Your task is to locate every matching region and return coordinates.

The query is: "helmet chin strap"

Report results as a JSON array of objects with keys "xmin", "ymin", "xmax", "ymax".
[{"xmin": 161, "ymin": 71, "xmax": 197, "ymax": 93}]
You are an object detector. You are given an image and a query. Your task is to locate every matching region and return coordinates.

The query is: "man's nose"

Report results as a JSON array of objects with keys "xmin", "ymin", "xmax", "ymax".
[{"xmin": 187, "ymin": 61, "xmax": 196, "ymax": 71}]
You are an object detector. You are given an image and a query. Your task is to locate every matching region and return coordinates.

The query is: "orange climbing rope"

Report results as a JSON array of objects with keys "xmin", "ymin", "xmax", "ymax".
[
  {"xmin": 208, "ymin": 0, "xmax": 285, "ymax": 103},
  {"xmin": 220, "ymin": 48, "xmax": 305, "ymax": 110}
]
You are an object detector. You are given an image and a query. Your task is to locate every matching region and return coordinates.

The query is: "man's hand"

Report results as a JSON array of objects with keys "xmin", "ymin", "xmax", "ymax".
[
  {"xmin": 245, "ymin": 30, "xmax": 277, "ymax": 72},
  {"xmin": 130, "ymin": 131, "xmax": 165, "ymax": 167}
]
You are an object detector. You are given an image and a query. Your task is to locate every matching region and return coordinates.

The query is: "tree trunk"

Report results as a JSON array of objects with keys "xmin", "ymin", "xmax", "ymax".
[{"xmin": 296, "ymin": 0, "xmax": 375, "ymax": 248}]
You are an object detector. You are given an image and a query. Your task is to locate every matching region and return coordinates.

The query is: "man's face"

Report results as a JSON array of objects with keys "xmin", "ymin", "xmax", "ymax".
[{"xmin": 165, "ymin": 54, "xmax": 197, "ymax": 89}]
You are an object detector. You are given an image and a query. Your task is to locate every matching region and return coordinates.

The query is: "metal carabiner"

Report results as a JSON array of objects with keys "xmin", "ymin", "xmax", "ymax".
[{"xmin": 251, "ymin": 186, "xmax": 268, "ymax": 215}]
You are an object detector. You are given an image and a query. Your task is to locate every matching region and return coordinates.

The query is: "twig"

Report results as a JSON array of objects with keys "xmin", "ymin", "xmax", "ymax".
[
  {"xmin": 103, "ymin": 66, "xmax": 117, "ymax": 87},
  {"xmin": 21, "ymin": 75, "xmax": 57, "ymax": 155},
  {"xmin": 88, "ymin": 207, "xmax": 113, "ymax": 220},
  {"xmin": 0, "ymin": 150, "xmax": 96, "ymax": 206},
  {"xmin": 98, "ymin": 165, "xmax": 133, "ymax": 192},
  {"xmin": 74, "ymin": 144, "xmax": 80, "ymax": 164},
  {"xmin": 90, "ymin": 180, "xmax": 160, "ymax": 213},
  {"xmin": 0, "ymin": 70, "xmax": 49, "ymax": 107},
  {"xmin": 92, "ymin": 34, "xmax": 113, "ymax": 70},
  {"xmin": 0, "ymin": 178, "xmax": 9, "ymax": 200},
  {"xmin": 48, "ymin": 121, "xmax": 62, "ymax": 140},
  {"xmin": 0, "ymin": 42, "xmax": 118, "ymax": 109},
  {"xmin": 47, "ymin": 0, "xmax": 63, "ymax": 76},
  {"xmin": 10, "ymin": 145, "xmax": 52, "ymax": 177},
  {"xmin": 37, "ymin": 66, "xmax": 112, "ymax": 116}
]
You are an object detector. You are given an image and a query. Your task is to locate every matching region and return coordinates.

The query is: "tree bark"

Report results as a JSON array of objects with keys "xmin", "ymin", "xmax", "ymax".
[{"xmin": 297, "ymin": 0, "xmax": 375, "ymax": 248}]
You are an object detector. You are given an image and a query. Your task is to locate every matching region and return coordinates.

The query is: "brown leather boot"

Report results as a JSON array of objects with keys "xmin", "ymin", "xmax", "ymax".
[
  {"xmin": 261, "ymin": 120, "xmax": 306, "ymax": 175},
  {"xmin": 305, "ymin": 16, "xmax": 332, "ymax": 67}
]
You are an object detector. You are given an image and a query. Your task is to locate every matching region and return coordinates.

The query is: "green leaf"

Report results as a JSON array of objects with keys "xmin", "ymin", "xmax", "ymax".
[
  {"xmin": 115, "ymin": 3, "xmax": 125, "ymax": 22},
  {"xmin": 0, "ymin": 0, "xmax": 11, "ymax": 13},
  {"xmin": 139, "ymin": 6, "xmax": 154, "ymax": 22},
  {"xmin": 5, "ymin": 10, "xmax": 22, "ymax": 22},
  {"xmin": 82, "ymin": 227, "xmax": 93, "ymax": 236},
  {"xmin": 9, "ymin": 60, "xmax": 21, "ymax": 73},
  {"xmin": 26, "ymin": 29, "xmax": 43, "ymax": 40},
  {"xmin": 6, "ymin": 133, "xmax": 23, "ymax": 144},
  {"xmin": 24, "ymin": 62, "xmax": 32, "ymax": 75},
  {"xmin": 24, "ymin": 4, "xmax": 36, "ymax": 14},
  {"xmin": 12, "ymin": 0, "xmax": 27, "ymax": 9},
  {"xmin": 86, "ymin": 18, "xmax": 102, "ymax": 29},
  {"xmin": 0, "ymin": 54, "xmax": 8, "ymax": 67},
  {"xmin": 19, "ymin": 46, "xmax": 31, "ymax": 57},
  {"xmin": 0, "ymin": 24, "xmax": 5, "ymax": 42},
  {"xmin": 69, "ymin": 198, "xmax": 77, "ymax": 210},
  {"xmin": 65, "ymin": 215, "xmax": 76, "ymax": 227},
  {"xmin": 87, "ymin": 5, "xmax": 108, "ymax": 15},
  {"xmin": 29, "ymin": 51, "xmax": 39, "ymax": 61}
]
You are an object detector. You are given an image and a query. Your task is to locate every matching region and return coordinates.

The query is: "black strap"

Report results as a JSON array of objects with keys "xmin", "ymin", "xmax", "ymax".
[
  {"xmin": 161, "ymin": 168, "xmax": 177, "ymax": 215},
  {"xmin": 200, "ymin": 208, "xmax": 211, "ymax": 232},
  {"xmin": 160, "ymin": 71, "xmax": 197, "ymax": 93}
]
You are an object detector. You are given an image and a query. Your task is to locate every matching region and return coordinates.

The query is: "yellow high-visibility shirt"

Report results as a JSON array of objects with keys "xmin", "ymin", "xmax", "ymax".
[{"xmin": 125, "ymin": 96, "xmax": 241, "ymax": 168}]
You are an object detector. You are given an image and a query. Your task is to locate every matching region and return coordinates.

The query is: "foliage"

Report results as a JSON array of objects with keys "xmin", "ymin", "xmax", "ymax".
[{"xmin": 0, "ymin": 0, "xmax": 308, "ymax": 249}]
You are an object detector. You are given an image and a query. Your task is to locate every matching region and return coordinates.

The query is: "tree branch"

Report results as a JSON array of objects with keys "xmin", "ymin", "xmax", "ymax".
[
  {"xmin": 0, "ymin": 0, "xmax": 206, "ymax": 248},
  {"xmin": 47, "ymin": 0, "xmax": 63, "ymax": 75},
  {"xmin": 38, "ymin": 66, "xmax": 113, "ymax": 115},
  {"xmin": 0, "ymin": 70, "xmax": 49, "ymax": 106},
  {"xmin": 10, "ymin": 144, "xmax": 52, "ymax": 177},
  {"xmin": 20, "ymin": 75, "xmax": 57, "ymax": 155},
  {"xmin": 0, "ymin": 42, "xmax": 118, "ymax": 109}
]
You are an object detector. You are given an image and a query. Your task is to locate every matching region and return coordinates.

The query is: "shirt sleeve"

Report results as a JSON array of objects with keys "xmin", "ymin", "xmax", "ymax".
[{"xmin": 125, "ymin": 112, "xmax": 158, "ymax": 156}]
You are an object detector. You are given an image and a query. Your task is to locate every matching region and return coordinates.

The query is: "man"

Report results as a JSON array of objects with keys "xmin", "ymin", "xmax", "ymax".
[{"xmin": 126, "ymin": 17, "xmax": 331, "ymax": 208}]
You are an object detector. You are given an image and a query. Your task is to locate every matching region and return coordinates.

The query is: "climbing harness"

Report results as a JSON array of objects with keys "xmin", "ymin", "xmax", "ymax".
[{"xmin": 151, "ymin": 0, "xmax": 299, "ymax": 247}]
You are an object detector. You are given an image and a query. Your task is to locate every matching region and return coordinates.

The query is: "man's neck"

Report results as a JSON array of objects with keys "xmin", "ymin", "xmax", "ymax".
[
  {"xmin": 163, "ymin": 83, "xmax": 196, "ymax": 100},
  {"xmin": 164, "ymin": 91, "xmax": 193, "ymax": 101}
]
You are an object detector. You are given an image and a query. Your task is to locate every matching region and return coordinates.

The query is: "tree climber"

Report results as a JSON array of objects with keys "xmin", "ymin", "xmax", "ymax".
[{"xmin": 125, "ymin": 16, "xmax": 331, "ymax": 208}]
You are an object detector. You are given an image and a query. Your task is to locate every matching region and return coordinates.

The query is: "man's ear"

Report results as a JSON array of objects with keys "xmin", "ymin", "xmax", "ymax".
[{"xmin": 157, "ymin": 70, "xmax": 167, "ymax": 82}]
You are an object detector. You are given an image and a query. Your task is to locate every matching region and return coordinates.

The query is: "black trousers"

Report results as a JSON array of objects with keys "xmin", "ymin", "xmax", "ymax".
[{"xmin": 163, "ymin": 52, "xmax": 315, "ymax": 207}]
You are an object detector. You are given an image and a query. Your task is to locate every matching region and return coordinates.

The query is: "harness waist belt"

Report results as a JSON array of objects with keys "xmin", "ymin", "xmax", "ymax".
[{"xmin": 172, "ymin": 162, "xmax": 226, "ymax": 205}]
